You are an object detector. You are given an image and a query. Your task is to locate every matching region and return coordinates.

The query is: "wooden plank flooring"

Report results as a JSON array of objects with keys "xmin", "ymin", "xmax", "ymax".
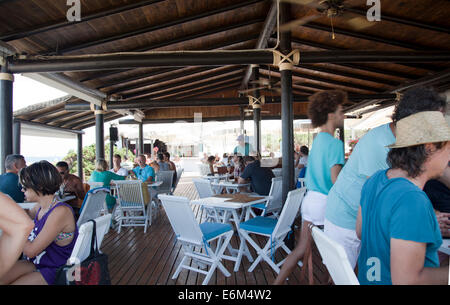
[{"xmin": 101, "ymin": 177, "xmax": 330, "ymax": 285}]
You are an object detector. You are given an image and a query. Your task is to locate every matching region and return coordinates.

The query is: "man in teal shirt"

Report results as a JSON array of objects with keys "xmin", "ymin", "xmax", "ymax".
[
  {"xmin": 132, "ymin": 154, "xmax": 155, "ymax": 183},
  {"xmin": 233, "ymin": 135, "xmax": 253, "ymax": 156},
  {"xmin": 0, "ymin": 155, "xmax": 26, "ymax": 202}
]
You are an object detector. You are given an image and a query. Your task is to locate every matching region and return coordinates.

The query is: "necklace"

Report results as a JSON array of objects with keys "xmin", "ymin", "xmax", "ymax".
[{"xmin": 40, "ymin": 196, "xmax": 58, "ymax": 215}]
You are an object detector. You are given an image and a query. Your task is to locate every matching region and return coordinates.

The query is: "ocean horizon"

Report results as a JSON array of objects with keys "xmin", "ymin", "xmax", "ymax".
[{"xmin": 24, "ymin": 156, "xmax": 65, "ymax": 164}]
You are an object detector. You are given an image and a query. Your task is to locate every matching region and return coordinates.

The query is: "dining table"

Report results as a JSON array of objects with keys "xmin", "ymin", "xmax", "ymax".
[
  {"xmin": 439, "ymin": 238, "xmax": 450, "ymax": 256},
  {"xmin": 190, "ymin": 193, "xmax": 267, "ymax": 272},
  {"xmin": 210, "ymin": 180, "xmax": 250, "ymax": 194}
]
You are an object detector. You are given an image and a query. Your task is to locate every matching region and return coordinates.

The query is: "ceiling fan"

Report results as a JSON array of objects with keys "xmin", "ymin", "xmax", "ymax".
[{"xmin": 279, "ymin": 0, "xmax": 376, "ymax": 39}]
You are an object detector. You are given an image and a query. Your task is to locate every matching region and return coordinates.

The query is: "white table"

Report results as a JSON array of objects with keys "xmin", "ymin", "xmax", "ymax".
[
  {"xmin": 18, "ymin": 202, "xmax": 37, "ymax": 210},
  {"xmin": 191, "ymin": 194, "xmax": 267, "ymax": 272},
  {"xmin": 439, "ymin": 239, "xmax": 450, "ymax": 256},
  {"xmin": 202, "ymin": 174, "xmax": 231, "ymax": 184},
  {"xmin": 210, "ymin": 181, "xmax": 250, "ymax": 194}
]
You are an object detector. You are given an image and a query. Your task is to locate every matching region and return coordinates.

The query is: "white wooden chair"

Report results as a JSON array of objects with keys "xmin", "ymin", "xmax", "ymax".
[
  {"xmin": 113, "ymin": 180, "xmax": 151, "ymax": 233},
  {"xmin": 250, "ymin": 177, "xmax": 283, "ymax": 218},
  {"xmin": 310, "ymin": 224, "xmax": 359, "ymax": 285},
  {"xmin": 87, "ymin": 181, "xmax": 104, "ymax": 188},
  {"xmin": 155, "ymin": 170, "xmax": 174, "ymax": 196},
  {"xmin": 238, "ymin": 188, "xmax": 307, "ymax": 274},
  {"xmin": 193, "ymin": 178, "xmax": 224, "ymax": 223},
  {"xmin": 159, "ymin": 195, "xmax": 234, "ymax": 285},
  {"xmin": 170, "ymin": 168, "xmax": 184, "ymax": 195},
  {"xmin": 77, "ymin": 187, "xmax": 109, "ymax": 227},
  {"xmin": 68, "ymin": 214, "xmax": 112, "ymax": 265}
]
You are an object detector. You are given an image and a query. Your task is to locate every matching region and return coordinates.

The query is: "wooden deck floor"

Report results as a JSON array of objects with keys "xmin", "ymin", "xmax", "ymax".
[{"xmin": 101, "ymin": 177, "xmax": 330, "ymax": 285}]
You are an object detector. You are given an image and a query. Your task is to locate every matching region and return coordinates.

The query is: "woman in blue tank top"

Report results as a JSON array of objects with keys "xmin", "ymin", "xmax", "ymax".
[{"xmin": 0, "ymin": 161, "xmax": 78, "ymax": 285}]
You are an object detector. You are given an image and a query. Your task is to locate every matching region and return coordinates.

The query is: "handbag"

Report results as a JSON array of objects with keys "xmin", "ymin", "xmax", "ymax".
[{"xmin": 55, "ymin": 219, "xmax": 111, "ymax": 285}]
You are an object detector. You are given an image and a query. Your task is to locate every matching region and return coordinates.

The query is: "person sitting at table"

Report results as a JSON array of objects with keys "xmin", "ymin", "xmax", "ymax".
[
  {"xmin": 206, "ymin": 155, "xmax": 216, "ymax": 176},
  {"xmin": 0, "ymin": 192, "xmax": 34, "ymax": 279},
  {"xmin": 133, "ymin": 154, "xmax": 155, "ymax": 183},
  {"xmin": 238, "ymin": 156, "xmax": 274, "ymax": 196},
  {"xmin": 109, "ymin": 154, "xmax": 129, "ymax": 176},
  {"xmin": 55, "ymin": 161, "xmax": 86, "ymax": 213},
  {"xmin": 0, "ymin": 154, "xmax": 26, "ymax": 203},
  {"xmin": 90, "ymin": 159, "xmax": 126, "ymax": 211},
  {"xmin": 356, "ymin": 111, "xmax": 450, "ymax": 285},
  {"xmin": 0, "ymin": 161, "xmax": 78, "ymax": 285},
  {"xmin": 157, "ymin": 153, "xmax": 170, "ymax": 171},
  {"xmin": 163, "ymin": 152, "xmax": 177, "ymax": 186},
  {"xmin": 232, "ymin": 154, "xmax": 244, "ymax": 180}
]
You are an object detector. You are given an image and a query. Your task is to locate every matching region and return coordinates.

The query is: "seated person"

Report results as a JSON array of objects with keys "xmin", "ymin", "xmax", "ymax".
[
  {"xmin": 133, "ymin": 154, "xmax": 155, "ymax": 183},
  {"xmin": 163, "ymin": 152, "xmax": 177, "ymax": 187},
  {"xmin": 232, "ymin": 154, "xmax": 244, "ymax": 180},
  {"xmin": 109, "ymin": 154, "xmax": 129, "ymax": 176},
  {"xmin": 238, "ymin": 156, "xmax": 274, "ymax": 195},
  {"xmin": 157, "ymin": 153, "xmax": 170, "ymax": 171},
  {"xmin": 0, "ymin": 192, "xmax": 34, "ymax": 279},
  {"xmin": 0, "ymin": 161, "xmax": 78, "ymax": 285},
  {"xmin": 0, "ymin": 154, "xmax": 27, "ymax": 202},
  {"xmin": 55, "ymin": 161, "xmax": 86, "ymax": 212},
  {"xmin": 90, "ymin": 159, "xmax": 126, "ymax": 211},
  {"xmin": 206, "ymin": 156, "xmax": 216, "ymax": 176},
  {"xmin": 356, "ymin": 111, "xmax": 450, "ymax": 285}
]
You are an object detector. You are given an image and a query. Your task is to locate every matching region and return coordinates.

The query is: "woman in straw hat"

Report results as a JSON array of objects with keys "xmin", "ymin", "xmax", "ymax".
[{"xmin": 356, "ymin": 111, "xmax": 450, "ymax": 285}]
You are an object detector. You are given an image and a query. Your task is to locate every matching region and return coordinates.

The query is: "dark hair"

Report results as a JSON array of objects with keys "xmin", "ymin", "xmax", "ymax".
[
  {"xmin": 308, "ymin": 90, "xmax": 347, "ymax": 128},
  {"xmin": 300, "ymin": 145, "xmax": 309, "ymax": 156},
  {"xmin": 392, "ymin": 86, "xmax": 446, "ymax": 123},
  {"xmin": 243, "ymin": 156, "xmax": 255, "ymax": 164},
  {"xmin": 56, "ymin": 161, "xmax": 69, "ymax": 169},
  {"xmin": 207, "ymin": 156, "xmax": 215, "ymax": 163},
  {"xmin": 387, "ymin": 142, "xmax": 447, "ymax": 178},
  {"xmin": 5, "ymin": 154, "xmax": 25, "ymax": 170},
  {"xmin": 113, "ymin": 154, "xmax": 121, "ymax": 159},
  {"xmin": 19, "ymin": 160, "xmax": 62, "ymax": 196},
  {"xmin": 163, "ymin": 152, "xmax": 170, "ymax": 159},
  {"xmin": 157, "ymin": 153, "xmax": 165, "ymax": 161}
]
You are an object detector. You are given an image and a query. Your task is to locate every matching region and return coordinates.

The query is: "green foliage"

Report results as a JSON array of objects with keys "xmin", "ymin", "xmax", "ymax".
[{"xmin": 63, "ymin": 142, "xmax": 135, "ymax": 180}]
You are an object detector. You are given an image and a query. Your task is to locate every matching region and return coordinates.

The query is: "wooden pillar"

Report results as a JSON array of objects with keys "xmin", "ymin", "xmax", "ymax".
[
  {"xmin": 77, "ymin": 133, "xmax": 83, "ymax": 181},
  {"xmin": 13, "ymin": 120, "xmax": 21, "ymax": 155},
  {"xmin": 239, "ymin": 106, "xmax": 245, "ymax": 134},
  {"xmin": 280, "ymin": 2, "xmax": 295, "ymax": 203},
  {"xmin": 251, "ymin": 65, "xmax": 261, "ymax": 155},
  {"xmin": 0, "ymin": 68, "xmax": 13, "ymax": 174},
  {"xmin": 138, "ymin": 122, "xmax": 144, "ymax": 155},
  {"xmin": 95, "ymin": 105, "xmax": 105, "ymax": 160}
]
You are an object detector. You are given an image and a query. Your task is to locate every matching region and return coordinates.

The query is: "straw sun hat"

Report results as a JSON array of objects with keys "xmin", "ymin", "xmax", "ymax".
[{"xmin": 387, "ymin": 111, "xmax": 450, "ymax": 148}]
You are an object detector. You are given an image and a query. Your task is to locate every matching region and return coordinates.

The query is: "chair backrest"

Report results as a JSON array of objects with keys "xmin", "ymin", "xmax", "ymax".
[
  {"xmin": 192, "ymin": 178, "xmax": 214, "ymax": 199},
  {"xmin": 294, "ymin": 167, "xmax": 300, "ymax": 184},
  {"xmin": 68, "ymin": 214, "xmax": 112, "ymax": 264},
  {"xmin": 217, "ymin": 166, "xmax": 228, "ymax": 175},
  {"xmin": 87, "ymin": 181, "xmax": 104, "ymax": 188},
  {"xmin": 272, "ymin": 168, "xmax": 282, "ymax": 177},
  {"xmin": 159, "ymin": 195, "xmax": 204, "ymax": 246},
  {"xmin": 113, "ymin": 180, "xmax": 147, "ymax": 206},
  {"xmin": 311, "ymin": 226, "xmax": 360, "ymax": 285},
  {"xmin": 171, "ymin": 168, "xmax": 184, "ymax": 193},
  {"xmin": 198, "ymin": 163, "xmax": 211, "ymax": 176},
  {"xmin": 156, "ymin": 170, "xmax": 174, "ymax": 194},
  {"xmin": 272, "ymin": 187, "xmax": 306, "ymax": 238},
  {"xmin": 264, "ymin": 177, "xmax": 283, "ymax": 214},
  {"xmin": 77, "ymin": 187, "xmax": 109, "ymax": 227}
]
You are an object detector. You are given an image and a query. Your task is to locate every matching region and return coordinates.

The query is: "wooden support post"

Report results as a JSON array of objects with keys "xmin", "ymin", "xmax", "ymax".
[{"xmin": 0, "ymin": 68, "xmax": 13, "ymax": 174}]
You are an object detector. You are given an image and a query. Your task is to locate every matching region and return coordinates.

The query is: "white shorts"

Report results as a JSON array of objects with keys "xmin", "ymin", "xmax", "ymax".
[
  {"xmin": 301, "ymin": 190, "xmax": 327, "ymax": 226},
  {"xmin": 324, "ymin": 219, "xmax": 361, "ymax": 269}
]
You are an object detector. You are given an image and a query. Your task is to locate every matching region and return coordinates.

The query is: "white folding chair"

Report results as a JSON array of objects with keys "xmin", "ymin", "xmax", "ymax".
[
  {"xmin": 77, "ymin": 187, "xmax": 109, "ymax": 227},
  {"xmin": 159, "ymin": 195, "xmax": 234, "ymax": 285},
  {"xmin": 155, "ymin": 170, "xmax": 174, "ymax": 196},
  {"xmin": 238, "ymin": 187, "xmax": 307, "ymax": 274},
  {"xmin": 193, "ymin": 178, "xmax": 224, "ymax": 223},
  {"xmin": 250, "ymin": 177, "xmax": 283, "ymax": 218},
  {"xmin": 170, "ymin": 168, "xmax": 184, "ymax": 195},
  {"xmin": 113, "ymin": 180, "xmax": 151, "ymax": 233},
  {"xmin": 310, "ymin": 225, "xmax": 359, "ymax": 285},
  {"xmin": 68, "ymin": 214, "xmax": 112, "ymax": 265}
]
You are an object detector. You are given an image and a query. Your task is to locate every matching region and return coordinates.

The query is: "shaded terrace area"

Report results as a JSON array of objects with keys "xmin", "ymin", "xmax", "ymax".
[{"xmin": 102, "ymin": 176, "xmax": 329, "ymax": 285}]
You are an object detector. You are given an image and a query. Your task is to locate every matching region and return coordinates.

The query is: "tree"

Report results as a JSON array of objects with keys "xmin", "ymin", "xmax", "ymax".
[{"xmin": 63, "ymin": 142, "xmax": 135, "ymax": 180}]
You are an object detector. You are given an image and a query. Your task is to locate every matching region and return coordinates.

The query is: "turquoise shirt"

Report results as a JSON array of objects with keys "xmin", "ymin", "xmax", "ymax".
[
  {"xmin": 133, "ymin": 165, "xmax": 155, "ymax": 182},
  {"xmin": 233, "ymin": 143, "xmax": 253, "ymax": 156},
  {"xmin": 325, "ymin": 123, "xmax": 395, "ymax": 230},
  {"xmin": 305, "ymin": 132, "xmax": 345, "ymax": 195},
  {"xmin": 90, "ymin": 170, "xmax": 126, "ymax": 210},
  {"xmin": 358, "ymin": 169, "xmax": 442, "ymax": 285}
]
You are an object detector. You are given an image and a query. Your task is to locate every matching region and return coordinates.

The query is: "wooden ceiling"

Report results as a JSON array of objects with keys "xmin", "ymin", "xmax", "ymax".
[{"xmin": 3, "ymin": 0, "xmax": 449, "ymax": 131}]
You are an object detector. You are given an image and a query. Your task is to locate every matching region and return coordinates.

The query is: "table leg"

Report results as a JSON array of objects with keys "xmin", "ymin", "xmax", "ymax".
[{"xmin": 232, "ymin": 210, "xmax": 254, "ymax": 272}]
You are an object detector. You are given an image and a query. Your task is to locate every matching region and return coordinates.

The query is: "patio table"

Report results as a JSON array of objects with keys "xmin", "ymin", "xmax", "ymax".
[
  {"xmin": 210, "ymin": 180, "xmax": 250, "ymax": 194},
  {"xmin": 191, "ymin": 193, "xmax": 266, "ymax": 272},
  {"xmin": 439, "ymin": 238, "xmax": 450, "ymax": 256}
]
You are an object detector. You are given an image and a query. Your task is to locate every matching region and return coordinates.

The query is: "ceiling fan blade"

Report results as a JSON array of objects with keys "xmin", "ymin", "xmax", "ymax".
[
  {"xmin": 280, "ymin": 0, "xmax": 321, "ymax": 9},
  {"xmin": 249, "ymin": 79, "xmax": 270, "ymax": 86},
  {"xmin": 279, "ymin": 14, "xmax": 321, "ymax": 32},
  {"xmin": 345, "ymin": 15, "xmax": 376, "ymax": 30},
  {"xmin": 238, "ymin": 86, "xmax": 265, "ymax": 94}
]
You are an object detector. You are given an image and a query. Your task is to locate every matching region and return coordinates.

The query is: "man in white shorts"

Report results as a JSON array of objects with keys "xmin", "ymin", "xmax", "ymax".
[
  {"xmin": 324, "ymin": 86, "xmax": 447, "ymax": 269},
  {"xmin": 274, "ymin": 90, "xmax": 346, "ymax": 284}
]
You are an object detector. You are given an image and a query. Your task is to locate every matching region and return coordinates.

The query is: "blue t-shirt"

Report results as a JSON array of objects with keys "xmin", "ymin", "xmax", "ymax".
[
  {"xmin": 326, "ymin": 123, "xmax": 395, "ymax": 230},
  {"xmin": 133, "ymin": 165, "xmax": 155, "ymax": 182},
  {"xmin": 358, "ymin": 169, "xmax": 442, "ymax": 285},
  {"xmin": 305, "ymin": 132, "xmax": 345, "ymax": 195},
  {"xmin": 0, "ymin": 172, "xmax": 25, "ymax": 202}
]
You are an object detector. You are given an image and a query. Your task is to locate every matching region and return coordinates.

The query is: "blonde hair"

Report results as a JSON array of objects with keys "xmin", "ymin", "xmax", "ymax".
[{"xmin": 95, "ymin": 159, "xmax": 109, "ymax": 172}]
